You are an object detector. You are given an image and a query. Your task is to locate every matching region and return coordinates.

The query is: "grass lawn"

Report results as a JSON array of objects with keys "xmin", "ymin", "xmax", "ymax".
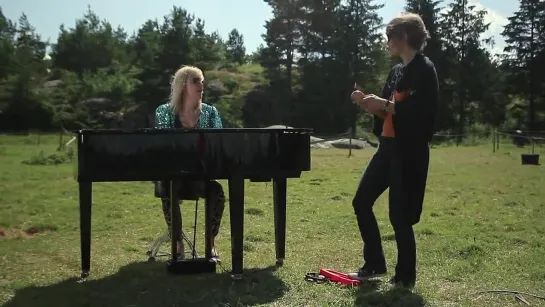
[{"xmin": 0, "ymin": 134, "xmax": 544, "ymax": 307}]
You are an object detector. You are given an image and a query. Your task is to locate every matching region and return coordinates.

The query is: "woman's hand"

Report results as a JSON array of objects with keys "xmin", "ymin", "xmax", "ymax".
[
  {"xmin": 350, "ymin": 90, "xmax": 365, "ymax": 105},
  {"xmin": 361, "ymin": 94, "xmax": 388, "ymax": 113}
]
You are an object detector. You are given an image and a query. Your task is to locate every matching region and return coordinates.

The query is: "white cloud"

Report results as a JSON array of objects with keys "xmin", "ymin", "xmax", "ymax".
[
  {"xmin": 438, "ymin": 0, "xmax": 510, "ymax": 55},
  {"xmin": 466, "ymin": 0, "xmax": 509, "ymax": 54},
  {"xmin": 468, "ymin": 0, "xmax": 509, "ymax": 30}
]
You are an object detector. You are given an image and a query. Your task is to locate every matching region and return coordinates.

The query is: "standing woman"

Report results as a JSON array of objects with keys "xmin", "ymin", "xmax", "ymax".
[
  {"xmin": 154, "ymin": 65, "xmax": 225, "ymax": 260},
  {"xmin": 349, "ymin": 13, "xmax": 439, "ymax": 287}
]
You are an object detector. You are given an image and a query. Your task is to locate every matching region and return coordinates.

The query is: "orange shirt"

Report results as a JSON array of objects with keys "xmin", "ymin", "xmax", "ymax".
[
  {"xmin": 382, "ymin": 112, "xmax": 395, "ymax": 137},
  {"xmin": 381, "ymin": 90, "xmax": 408, "ymax": 138}
]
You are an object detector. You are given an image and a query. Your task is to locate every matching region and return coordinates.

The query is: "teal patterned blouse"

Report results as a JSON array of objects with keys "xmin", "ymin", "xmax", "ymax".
[{"xmin": 154, "ymin": 103, "xmax": 223, "ymax": 129}]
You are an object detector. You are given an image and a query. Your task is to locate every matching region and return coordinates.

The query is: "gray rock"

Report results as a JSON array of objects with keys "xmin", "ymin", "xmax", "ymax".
[
  {"xmin": 263, "ymin": 125, "xmax": 370, "ymax": 149},
  {"xmin": 327, "ymin": 138, "xmax": 370, "ymax": 149}
]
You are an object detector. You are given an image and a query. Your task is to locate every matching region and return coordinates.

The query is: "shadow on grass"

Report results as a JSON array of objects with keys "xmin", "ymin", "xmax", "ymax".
[
  {"xmin": 3, "ymin": 261, "xmax": 287, "ymax": 307},
  {"xmin": 351, "ymin": 280, "xmax": 426, "ymax": 307}
]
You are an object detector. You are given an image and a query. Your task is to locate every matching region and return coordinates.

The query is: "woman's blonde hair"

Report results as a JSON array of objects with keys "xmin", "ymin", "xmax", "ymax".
[{"xmin": 169, "ymin": 65, "xmax": 204, "ymax": 115}]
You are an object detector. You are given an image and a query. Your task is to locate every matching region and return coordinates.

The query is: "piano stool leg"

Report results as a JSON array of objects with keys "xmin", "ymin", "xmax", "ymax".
[
  {"xmin": 228, "ymin": 176, "xmax": 245, "ymax": 280},
  {"xmin": 146, "ymin": 231, "xmax": 170, "ymax": 261},
  {"xmin": 79, "ymin": 182, "xmax": 92, "ymax": 279},
  {"xmin": 273, "ymin": 178, "xmax": 287, "ymax": 266}
]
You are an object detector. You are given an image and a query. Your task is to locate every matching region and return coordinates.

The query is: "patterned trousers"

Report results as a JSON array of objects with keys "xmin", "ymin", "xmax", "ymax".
[{"xmin": 155, "ymin": 180, "xmax": 226, "ymax": 238}]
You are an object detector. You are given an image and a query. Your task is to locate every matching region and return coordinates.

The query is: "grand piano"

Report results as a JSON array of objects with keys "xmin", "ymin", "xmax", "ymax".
[{"xmin": 74, "ymin": 128, "xmax": 312, "ymax": 279}]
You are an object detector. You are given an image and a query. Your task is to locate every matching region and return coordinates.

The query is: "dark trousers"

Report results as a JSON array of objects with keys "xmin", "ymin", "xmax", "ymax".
[{"xmin": 352, "ymin": 137, "xmax": 416, "ymax": 281}]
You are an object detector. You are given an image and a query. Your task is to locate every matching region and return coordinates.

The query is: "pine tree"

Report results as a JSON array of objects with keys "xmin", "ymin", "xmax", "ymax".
[
  {"xmin": 260, "ymin": 0, "xmax": 304, "ymax": 124},
  {"xmin": 404, "ymin": 0, "xmax": 443, "ymax": 76},
  {"xmin": 440, "ymin": 0, "xmax": 491, "ymax": 139},
  {"xmin": 501, "ymin": 0, "xmax": 545, "ymax": 130},
  {"xmin": 226, "ymin": 29, "xmax": 246, "ymax": 65}
]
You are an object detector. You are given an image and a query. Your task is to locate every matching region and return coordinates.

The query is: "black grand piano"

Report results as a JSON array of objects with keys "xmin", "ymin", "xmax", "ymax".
[{"xmin": 74, "ymin": 128, "xmax": 312, "ymax": 279}]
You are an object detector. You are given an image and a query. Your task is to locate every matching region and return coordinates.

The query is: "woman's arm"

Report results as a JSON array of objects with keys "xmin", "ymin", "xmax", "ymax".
[
  {"xmin": 375, "ymin": 110, "xmax": 388, "ymax": 119},
  {"xmin": 376, "ymin": 64, "xmax": 402, "ymax": 117},
  {"xmin": 210, "ymin": 106, "xmax": 223, "ymax": 128},
  {"xmin": 394, "ymin": 62, "xmax": 439, "ymax": 138},
  {"xmin": 154, "ymin": 104, "xmax": 171, "ymax": 128}
]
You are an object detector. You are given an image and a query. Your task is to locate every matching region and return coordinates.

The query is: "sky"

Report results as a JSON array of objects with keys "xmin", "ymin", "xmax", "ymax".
[{"xmin": 2, "ymin": 0, "xmax": 520, "ymax": 56}]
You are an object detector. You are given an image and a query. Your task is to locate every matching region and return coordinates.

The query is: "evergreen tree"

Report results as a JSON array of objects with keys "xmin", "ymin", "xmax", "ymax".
[
  {"xmin": 404, "ymin": 0, "xmax": 444, "ymax": 79},
  {"xmin": 440, "ymin": 0, "xmax": 492, "ymax": 138},
  {"xmin": 226, "ymin": 29, "xmax": 246, "ymax": 64},
  {"xmin": 501, "ymin": 0, "xmax": 545, "ymax": 130}
]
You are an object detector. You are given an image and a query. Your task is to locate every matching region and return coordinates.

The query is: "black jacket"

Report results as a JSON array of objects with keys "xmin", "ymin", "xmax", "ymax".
[
  {"xmin": 373, "ymin": 52, "xmax": 439, "ymax": 147},
  {"xmin": 373, "ymin": 52, "xmax": 439, "ymax": 225}
]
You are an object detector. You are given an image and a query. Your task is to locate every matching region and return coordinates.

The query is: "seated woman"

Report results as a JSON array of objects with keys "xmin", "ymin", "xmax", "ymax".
[{"xmin": 154, "ymin": 65, "xmax": 225, "ymax": 260}]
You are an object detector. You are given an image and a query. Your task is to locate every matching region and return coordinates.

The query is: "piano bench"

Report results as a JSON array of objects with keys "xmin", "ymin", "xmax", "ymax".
[
  {"xmin": 153, "ymin": 181, "xmax": 201, "ymax": 201},
  {"xmin": 249, "ymin": 177, "xmax": 272, "ymax": 183}
]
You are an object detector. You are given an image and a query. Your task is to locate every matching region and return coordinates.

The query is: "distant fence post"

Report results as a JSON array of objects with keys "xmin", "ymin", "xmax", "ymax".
[
  {"xmin": 348, "ymin": 129, "xmax": 352, "ymax": 157},
  {"xmin": 348, "ymin": 126, "xmax": 356, "ymax": 158},
  {"xmin": 492, "ymin": 130, "xmax": 496, "ymax": 153}
]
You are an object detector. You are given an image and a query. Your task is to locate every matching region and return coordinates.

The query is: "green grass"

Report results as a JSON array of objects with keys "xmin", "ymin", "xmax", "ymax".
[{"xmin": 0, "ymin": 133, "xmax": 544, "ymax": 307}]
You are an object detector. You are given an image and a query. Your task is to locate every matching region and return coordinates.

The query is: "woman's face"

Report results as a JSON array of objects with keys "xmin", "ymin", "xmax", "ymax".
[
  {"xmin": 184, "ymin": 74, "xmax": 204, "ymax": 102},
  {"xmin": 386, "ymin": 32, "xmax": 406, "ymax": 57}
]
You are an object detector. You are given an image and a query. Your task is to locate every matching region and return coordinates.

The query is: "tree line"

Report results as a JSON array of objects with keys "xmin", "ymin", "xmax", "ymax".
[{"xmin": 0, "ymin": 0, "xmax": 544, "ymax": 138}]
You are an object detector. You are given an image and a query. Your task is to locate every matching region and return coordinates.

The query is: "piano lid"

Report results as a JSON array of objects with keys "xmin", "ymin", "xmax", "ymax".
[
  {"xmin": 73, "ymin": 128, "xmax": 314, "ymax": 135},
  {"xmin": 74, "ymin": 128, "xmax": 312, "ymax": 182}
]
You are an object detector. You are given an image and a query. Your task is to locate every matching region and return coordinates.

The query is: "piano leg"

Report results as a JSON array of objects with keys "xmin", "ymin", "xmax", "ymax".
[
  {"xmin": 228, "ymin": 175, "xmax": 245, "ymax": 279},
  {"xmin": 79, "ymin": 182, "xmax": 92, "ymax": 279},
  {"xmin": 170, "ymin": 180, "xmax": 181, "ymax": 262},
  {"xmin": 204, "ymin": 183, "xmax": 212, "ymax": 260},
  {"xmin": 273, "ymin": 178, "xmax": 287, "ymax": 266}
]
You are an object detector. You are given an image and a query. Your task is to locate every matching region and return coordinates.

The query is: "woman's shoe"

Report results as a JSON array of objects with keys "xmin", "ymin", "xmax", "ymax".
[
  {"xmin": 211, "ymin": 246, "xmax": 221, "ymax": 263},
  {"xmin": 176, "ymin": 240, "xmax": 185, "ymax": 259}
]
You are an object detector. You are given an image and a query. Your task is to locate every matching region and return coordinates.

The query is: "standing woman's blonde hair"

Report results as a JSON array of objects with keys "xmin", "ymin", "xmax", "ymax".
[{"xmin": 169, "ymin": 65, "xmax": 204, "ymax": 115}]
